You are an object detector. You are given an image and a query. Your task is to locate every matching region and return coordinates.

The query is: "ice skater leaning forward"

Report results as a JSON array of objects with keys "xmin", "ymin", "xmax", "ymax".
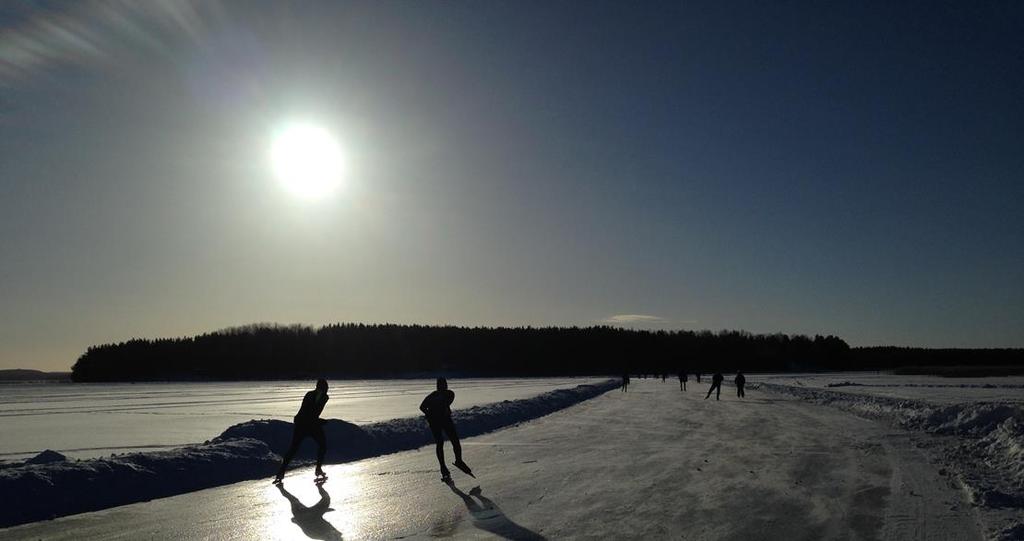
[
  {"xmin": 420, "ymin": 377, "xmax": 474, "ymax": 483},
  {"xmin": 274, "ymin": 379, "xmax": 330, "ymax": 484},
  {"xmin": 705, "ymin": 371, "xmax": 724, "ymax": 401}
]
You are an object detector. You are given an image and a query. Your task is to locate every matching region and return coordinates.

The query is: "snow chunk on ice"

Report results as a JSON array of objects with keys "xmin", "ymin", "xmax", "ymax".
[{"xmin": 26, "ymin": 450, "xmax": 67, "ymax": 465}]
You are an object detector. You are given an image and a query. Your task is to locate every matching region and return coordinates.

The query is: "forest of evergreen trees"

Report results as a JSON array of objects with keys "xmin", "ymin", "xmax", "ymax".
[
  {"xmin": 71, "ymin": 323, "xmax": 845, "ymax": 381},
  {"xmin": 69, "ymin": 323, "xmax": 1022, "ymax": 382}
]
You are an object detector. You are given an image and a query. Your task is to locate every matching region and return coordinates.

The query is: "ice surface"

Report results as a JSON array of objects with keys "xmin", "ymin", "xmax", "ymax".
[
  {"xmin": 0, "ymin": 377, "xmax": 604, "ymax": 461},
  {"xmin": 4, "ymin": 373, "xmax": 1020, "ymax": 537},
  {"xmin": 754, "ymin": 376, "xmax": 1024, "ymax": 538},
  {"xmin": 0, "ymin": 378, "xmax": 986, "ymax": 541},
  {"xmin": 0, "ymin": 379, "xmax": 618, "ymax": 528},
  {"xmin": 760, "ymin": 372, "xmax": 1024, "ymax": 404}
]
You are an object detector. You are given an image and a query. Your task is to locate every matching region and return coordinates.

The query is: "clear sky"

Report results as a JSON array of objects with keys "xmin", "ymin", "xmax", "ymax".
[{"xmin": 1, "ymin": 1, "xmax": 1022, "ymax": 370}]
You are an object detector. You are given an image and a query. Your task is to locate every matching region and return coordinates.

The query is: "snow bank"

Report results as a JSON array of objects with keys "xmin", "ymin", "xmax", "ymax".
[
  {"xmin": 217, "ymin": 378, "xmax": 620, "ymax": 462},
  {"xmin": 998, "ymin": 522, "xmax": 1024, "ymax": 541},
  {"xmin": 828, "ymin": 382, "xmax": 1024, "ymax": 390},
  {"xmin": 0, "ymin": 379, "xmax": 617, "ymax": 528},
  {"xmin": 754, "ymin": 382, "xmax": 1024, "ymax": 530},
  {"xmin": 0, "ymin": 439, "xmax": 279, "ymax": 527}
]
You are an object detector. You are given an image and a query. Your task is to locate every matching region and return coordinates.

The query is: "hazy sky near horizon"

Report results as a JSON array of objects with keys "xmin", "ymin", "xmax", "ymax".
[{"xmin": 1, "ymin": 1, "xmax": 1022, "ymax": 370}]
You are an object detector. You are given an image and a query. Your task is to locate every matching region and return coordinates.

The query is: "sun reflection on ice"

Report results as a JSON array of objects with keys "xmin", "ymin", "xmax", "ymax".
[{"xmin": 262, "ymin": 463, "xmax": 365, "ymax": 540}]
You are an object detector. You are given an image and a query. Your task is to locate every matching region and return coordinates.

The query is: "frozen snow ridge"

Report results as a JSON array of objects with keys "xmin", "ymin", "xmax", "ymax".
[
  {"xmin": 216, "ymin": 378, "xmax": 620, "ymax": 462},
  {"xmin": 755, "ymin": 381, "xmax": 1024, "ymax": 536},
  {"xmin": 0, "ymin": 379, "xmax": 618, "ymax": 528}
]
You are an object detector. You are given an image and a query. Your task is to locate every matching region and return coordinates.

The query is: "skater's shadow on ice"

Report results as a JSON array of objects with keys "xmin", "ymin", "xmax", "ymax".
[
  {"xmin": 446, "ymin": 484, "xmax": 545, "ymax": 541},
  {"xmin": 276, "ymin": 483, "xmax": 344, "ymax": 541}
]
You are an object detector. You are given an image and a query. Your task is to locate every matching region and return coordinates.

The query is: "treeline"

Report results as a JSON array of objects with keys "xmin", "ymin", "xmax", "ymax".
[
  {"xmin": 852, "ymin": 347, "xmax": 1024, "ymax": 374},
  {"xmin": 0, "ymin": 369, "xmax": 71, "ymax": 381},
  {"xmin": 69, "ymin": 324, "xmax": 1023, "ymax": 382},
  {"xmin": 71, "ymin": 323, "xmax": 852, "ymax": 382}
]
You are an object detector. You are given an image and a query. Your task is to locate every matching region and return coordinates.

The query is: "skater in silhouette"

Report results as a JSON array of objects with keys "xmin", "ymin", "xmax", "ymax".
[
  {"xmin": 678, "ymin": 371, "xmax": 688, "ymax": 391},
  {"xmin": 421, "ymin": 377, "xmax": 472, "ymax": 482},
  {"xmin": 705, "ymin": 372, "xmax": 724, "ymax": 401},
  {"xmin": 696, "ymin": 372, "xmax": 702, "ymax": 383},
  {"xmin": 735, "ymin": 371, "xmax": 746, "ymax": 398},
  {"xmin": 275, "ymin": 379, "xmax": 330, "ymax": 483},
  {"xmin": 661, "ymin": 373, "xmax": 667, "ymax": 383},
  {"xmin": 621, "ymin": 373, "xmax": 630, "ymax": 392}
]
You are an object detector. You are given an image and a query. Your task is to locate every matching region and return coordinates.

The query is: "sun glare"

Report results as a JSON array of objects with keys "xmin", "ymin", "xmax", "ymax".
[{"xmin": 270, "ymin": 122, "xmax": 345, "ymax": 199}]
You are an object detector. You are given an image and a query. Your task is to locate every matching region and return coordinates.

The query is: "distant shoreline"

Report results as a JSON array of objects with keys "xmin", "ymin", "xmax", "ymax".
[
  {"xmin": 0, "ymin": 369, "xmax": 71, "ymax": 382},
  {"xmin": 6, "ymin": 367, "xmax": 1023, "ymax": 384}
]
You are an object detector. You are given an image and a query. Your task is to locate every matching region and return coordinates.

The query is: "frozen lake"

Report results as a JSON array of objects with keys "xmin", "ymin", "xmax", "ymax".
[
  {"xmin": 1, "ymin": 376, "xmax": 1004, "ymax": 540},
  {"xmin": 0, "ymin": 377, "xmax": 604, "ymax": 462},
  {"xmin": 759, "ymin": 372, "xmax": 1024, "ymax": 404}
]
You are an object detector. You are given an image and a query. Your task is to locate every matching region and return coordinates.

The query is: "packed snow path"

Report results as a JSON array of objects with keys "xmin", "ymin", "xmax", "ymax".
[{"xmin": 2, "ymin": 379, "xmax": 982, "ymax": 540}]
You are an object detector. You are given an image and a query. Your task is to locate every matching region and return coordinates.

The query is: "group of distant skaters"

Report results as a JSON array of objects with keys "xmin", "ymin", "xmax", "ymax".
[
  {"xmin": 619, "ymin": 370, "xmax": 746, "ymax": 400},
  {"xmin": 273, "ymin": 377, "xmax": 472, "ymax": 484}
]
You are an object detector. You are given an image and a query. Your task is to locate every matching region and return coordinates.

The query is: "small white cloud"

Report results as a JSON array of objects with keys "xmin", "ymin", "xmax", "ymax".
[
  {"xmin": 602, "ymin": 314, "xmax": 664, "ymax": 324},
  {"xmin": 599, "ymin": 315, "xmax": 698, "ymax": 328}
]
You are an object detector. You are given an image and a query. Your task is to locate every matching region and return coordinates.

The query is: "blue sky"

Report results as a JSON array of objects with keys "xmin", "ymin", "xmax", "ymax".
[{"xmin": 1, "ymin": 1, "xmax": 1021, "ymax": 369}]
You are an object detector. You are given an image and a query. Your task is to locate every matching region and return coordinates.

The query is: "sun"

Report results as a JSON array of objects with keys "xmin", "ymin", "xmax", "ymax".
[{"xmin": 270, "ymin": 122, "xmax": 345, "ymax": 199}]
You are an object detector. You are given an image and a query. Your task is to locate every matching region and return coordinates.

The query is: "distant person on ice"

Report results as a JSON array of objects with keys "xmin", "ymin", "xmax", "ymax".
[
  {"xmin": 275, "ymin": 379, "xmax": 330, "ymax": 484},
  {"xmin": 705, "ymin": 372, "xmax": 724, "ymax": 401},
  {"xmin": 621, "ymin": 373, "xmax": 630, "ymax": 392},
  {"xmin": 678, "ymin": 371, "xmax": 688, "ymax": 391},
  {"xmin": 420, "ymin": 377, "xmax": 473, "ymax": 482},
  {"xmin": 735, "ymin": 371, "xmax": 746, "ymax": 398}
]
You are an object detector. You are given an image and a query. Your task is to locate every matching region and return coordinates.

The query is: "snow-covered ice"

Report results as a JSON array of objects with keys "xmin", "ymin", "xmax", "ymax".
[
  {"xmin": 760, "ymin": 373, "xmax": 1024, "ymax": 404},
  {"xmin": 1, "ymin": 377, "xmax": 990, "ymax": 540},
  {"xmin": 754, "ymin": 373, "xmax": 1024, "ymax": 539}
]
